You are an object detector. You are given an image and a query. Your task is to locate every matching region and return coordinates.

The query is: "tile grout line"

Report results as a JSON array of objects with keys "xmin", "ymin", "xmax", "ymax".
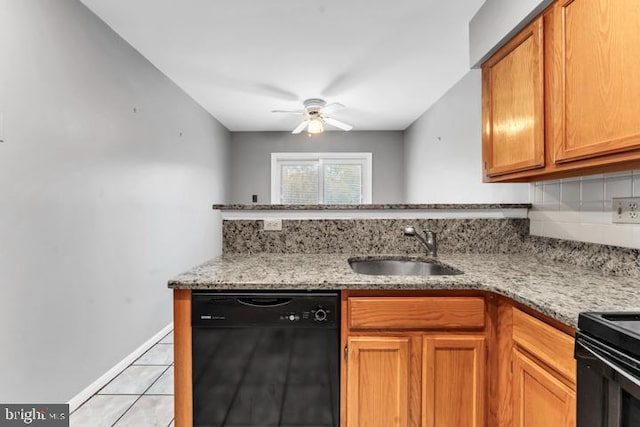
[
  {"xmin": 109, "ymin": 395, "xmax": 143, "ymax": 427},
  {"xmin": 107, "ymin": 333, "xmax": 174, "ymax": 427},
  {"xmin": 71, "ymin": 365, "xmax": 171, "ymax": 414},
  {"xmin": 109, "ymin": 364, "xmax": 173, "ymax": 427},
  {"xmin": 69, "ymin": 331, "xmax": 175, "ymax": 425},
  {"xmin": 130, "ymin": 364, "xmax": 174, "ymax": 367},
  {"xmin": 131, "ymin": 343, "xmax": 174, "ymax": 367}
]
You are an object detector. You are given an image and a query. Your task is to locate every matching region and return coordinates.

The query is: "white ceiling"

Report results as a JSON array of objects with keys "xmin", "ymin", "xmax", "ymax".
[{"xmin": 80, "ymin": 0, "xmax": 485, "ymax": 132}]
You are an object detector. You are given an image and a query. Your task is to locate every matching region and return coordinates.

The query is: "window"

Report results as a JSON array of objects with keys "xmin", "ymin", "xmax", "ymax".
[{"xmin": 271, "ymin": 153, "xmax": 372, "ymax": 204}]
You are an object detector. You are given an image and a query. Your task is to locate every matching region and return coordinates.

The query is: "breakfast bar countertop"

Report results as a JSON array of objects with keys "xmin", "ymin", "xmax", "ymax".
[
  {"xmin": 212, "ymin": 203, "xmax": 532, "ymax": 210},
  {"xmin": 168, "ymin": 252, "xmax": 640, "ymax": 328}
]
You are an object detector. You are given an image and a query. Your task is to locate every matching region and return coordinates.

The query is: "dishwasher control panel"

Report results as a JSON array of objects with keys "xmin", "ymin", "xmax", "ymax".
[
  {"xmin": 280, "ymin": 306, "xmax": 331, "ymax": 323},
  {"xmin": 191, "ymin": 291, "xmax": 339, "ymax": 328}
]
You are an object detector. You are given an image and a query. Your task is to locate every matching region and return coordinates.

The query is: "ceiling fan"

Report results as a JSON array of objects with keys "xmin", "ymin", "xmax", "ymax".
[{"xmin": 272, "ymin": 98, "xmax": 353, "ymax": 134}]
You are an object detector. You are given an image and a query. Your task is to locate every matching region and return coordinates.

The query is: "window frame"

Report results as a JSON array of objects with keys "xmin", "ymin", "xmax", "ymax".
[{"xmin": 271, "ymin": 152, "xmax": 373, "ymax": 204}]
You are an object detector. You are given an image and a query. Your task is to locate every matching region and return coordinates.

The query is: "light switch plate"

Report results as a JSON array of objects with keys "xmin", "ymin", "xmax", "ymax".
[
  {"xmin": 263, "ymin": 218, "xmax": 282, "ymax": 231},
  {"xmin": 612, "ymin": 197, "xmax": 640, "ymax": 224}
]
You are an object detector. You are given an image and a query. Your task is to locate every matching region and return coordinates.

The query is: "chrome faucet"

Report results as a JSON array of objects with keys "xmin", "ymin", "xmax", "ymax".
[{"xmin": 403, "ymin": 226, "xmax": 437, "ymax": 257}]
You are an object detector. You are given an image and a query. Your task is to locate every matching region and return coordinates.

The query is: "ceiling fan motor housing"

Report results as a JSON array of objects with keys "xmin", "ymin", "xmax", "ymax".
[{"xmin": 303, "ymin": 98, "xmax": 327, "ymax": 114}]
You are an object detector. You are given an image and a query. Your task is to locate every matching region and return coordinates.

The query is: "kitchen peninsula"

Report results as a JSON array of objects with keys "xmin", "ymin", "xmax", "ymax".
[{"xmin": 170, "ymin": 204, "xmax": 640, "ymax": 427}]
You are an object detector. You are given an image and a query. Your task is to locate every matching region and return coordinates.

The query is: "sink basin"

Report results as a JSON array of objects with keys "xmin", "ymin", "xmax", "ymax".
[{"xmin": 348, "ymin": 258, "xmax": 463, "ymax": 276}]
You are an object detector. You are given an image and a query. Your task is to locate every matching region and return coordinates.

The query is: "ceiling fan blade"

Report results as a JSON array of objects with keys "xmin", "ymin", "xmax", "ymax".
[
  {"xmin": 272, "ymin": 109, "xmax": 305, "ymax": 114},
  {"xmin": 321, "ymin": 103, "xmax": 345, "ymax": 114},
  {"xmin": 292, "ymin": 120, "xmax": 309, "ymax": 134},
  {"xmin": 324, "ymin": 117, "xmax": 353, "ymax": 131}
]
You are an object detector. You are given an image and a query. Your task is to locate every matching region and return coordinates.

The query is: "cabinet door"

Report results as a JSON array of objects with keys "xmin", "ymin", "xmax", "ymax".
[
  {"xmin": 551, "ymin": 0, "xmax": 640, "ymax": 162},
  {"xmin": 422, "ymin": 336, "xmax": 485, "ymax": 427},
  {"xmin": 482, "ymin": 17, "xmax": 545, "ymax": 177},
  {"xmin": 346, "ymin": 336, "xmax": 411, "ymax": 427},
  {"xmin": 512, "ymin": 349, "xmax": 576, "ymax": 427}
]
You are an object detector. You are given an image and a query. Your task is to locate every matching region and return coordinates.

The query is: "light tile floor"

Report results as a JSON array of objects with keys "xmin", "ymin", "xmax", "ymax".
[{"xmin": 70, "ymin": 331, "xmax": 175, "ymax": 427}]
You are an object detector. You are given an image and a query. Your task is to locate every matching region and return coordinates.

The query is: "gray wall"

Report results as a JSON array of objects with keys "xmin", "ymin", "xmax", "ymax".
[
  {"xmin": 0, "ymin": 0, "xmax": 229, "ymax": 402},
  {"xmin": 469, "ymin": 0, "xmax": 552, "ymax": 67},
  {"xmin": 404, "ymin": 70, "xmax": 529, "ymax": 203},
  {"xmin": 229, "ymin": 131, "xmax": 404, "ymax": 204}
]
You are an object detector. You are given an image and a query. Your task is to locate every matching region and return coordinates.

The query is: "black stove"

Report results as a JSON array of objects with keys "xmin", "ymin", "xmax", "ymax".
[
  {"xmin": 576, "ymin": 312, "xmax": 640, "ymax": 427},
  {"xmin": 579, "ymin": 312, "xmax": 640, "ymax": 358}
]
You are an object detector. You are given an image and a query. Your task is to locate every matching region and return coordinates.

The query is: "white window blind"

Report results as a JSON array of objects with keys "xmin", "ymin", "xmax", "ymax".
[
  {"xmin": 280, "ymin": 163, "xmax": 319, "ymax": 204},
  {"xmin": 271, "ymin": 153, "xmax": 372, "ymax": 204}
]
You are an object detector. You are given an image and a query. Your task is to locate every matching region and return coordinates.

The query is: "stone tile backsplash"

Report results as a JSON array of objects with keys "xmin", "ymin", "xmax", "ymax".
[
  {"xmin": 222, "ymin": 216, "xmax": 640, "ymax": 277},
  {"xmin": 223, "ymin": 218, "xmax": 529, "ymax": 255},
  {"xmin": 524, "ymin": 235, "xmax": 640, "ymax": 278}
]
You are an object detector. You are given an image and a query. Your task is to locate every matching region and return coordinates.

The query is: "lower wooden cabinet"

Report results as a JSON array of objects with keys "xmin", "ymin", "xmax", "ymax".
[
  {"xmin": 174, "ymin": 291, "xmax": 578, "ymax": 427},
  {"xmin": 341, "ymin": 295, "xmax": 577, "ymax": 427},
  {"xmin": 343, "ymin": 293, "xmax": 488, "ymax": 427},
  {"xmin": 509, "ymin": 308, "xmax": 576, "ymax": 427},
  {"xmin": 346, "ymin": 336, "xmax": 412, "ymax": 427},
  {"xmin": 422, "ymin": 336, "xmax": 486, "ymax": 427},
  {"xmin": 512, "ymin": 348, "xmax": 576, "ymax": 427},
  {"xmin": 345, "ymin": 334, "xmax": 486, "ymax": 427}
]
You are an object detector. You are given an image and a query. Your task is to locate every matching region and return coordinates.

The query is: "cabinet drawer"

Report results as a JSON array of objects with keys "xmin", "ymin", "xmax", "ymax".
[
  {"xmin": 512, "ymin": 308, "xmax": 576, "ymax": 382},
  {"xmin": 348, "ymin": 297, "xmax": 485, "ymax": 330}
]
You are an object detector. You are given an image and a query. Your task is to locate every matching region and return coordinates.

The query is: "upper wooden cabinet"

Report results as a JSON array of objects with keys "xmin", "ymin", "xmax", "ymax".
[
  {"xmin": 482, "ymin": 17, "xmax": 545, "ymax": 177},
  {"xmin": 482, "ymin": 0, "xmax": 640, "ymax": 182},
  {"xmin": 550, "ymin": 0, "xmax": 640, "ymax": 163}
]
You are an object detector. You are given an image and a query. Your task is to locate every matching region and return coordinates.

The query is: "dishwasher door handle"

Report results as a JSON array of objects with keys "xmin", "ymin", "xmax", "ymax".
[{"xmin": 236, "ymin": 297, "xmax": 293, "ymax": 307}]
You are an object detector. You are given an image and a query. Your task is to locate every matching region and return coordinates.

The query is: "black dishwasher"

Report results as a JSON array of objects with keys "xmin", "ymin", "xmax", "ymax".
[{"xmin": 191, "ymin": 291, "xmax": 340, "ymax": 427}]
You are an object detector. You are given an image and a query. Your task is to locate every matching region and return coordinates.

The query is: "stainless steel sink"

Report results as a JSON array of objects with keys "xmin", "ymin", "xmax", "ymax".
[{"xmin": 348, "ymin": 258, "xmax": 463, "ymax": 276}]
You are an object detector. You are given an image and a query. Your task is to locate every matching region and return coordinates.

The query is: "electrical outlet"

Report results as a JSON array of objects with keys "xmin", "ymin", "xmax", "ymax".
[
  {"xmin": 263, "ymin": 219, "xmax": 282, "ymax": 231},
  {"xmin": 612, "ymin": 197, "xmax": 640, "ymax": 224}
]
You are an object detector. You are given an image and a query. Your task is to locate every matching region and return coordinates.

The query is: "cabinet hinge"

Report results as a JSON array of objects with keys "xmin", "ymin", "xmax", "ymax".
[{"xmin": 344, "ymin": 346, "xmax": 348, "ymax": 362}]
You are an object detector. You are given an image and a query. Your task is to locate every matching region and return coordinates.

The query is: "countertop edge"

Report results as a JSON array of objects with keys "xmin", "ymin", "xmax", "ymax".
[
  {"xmin": 168, "ymin": 280, "xmax": 578, "ymax": 328},
  {"xmin": 212, "ymin": 203, "xmax": 532, "ymax": 211},
  {"xmin": 167, "ymin": 253, "xmax": 640, "ymax": 329}
]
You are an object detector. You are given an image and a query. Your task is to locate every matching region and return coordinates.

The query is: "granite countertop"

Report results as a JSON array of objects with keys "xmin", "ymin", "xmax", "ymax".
[
  {"xmin": 168, "ymin": 253, "xmax": 640, "ymax": 328},
  {"xmin": 212, "ymin": 203, "xmax": 532, "ymax": 210}
]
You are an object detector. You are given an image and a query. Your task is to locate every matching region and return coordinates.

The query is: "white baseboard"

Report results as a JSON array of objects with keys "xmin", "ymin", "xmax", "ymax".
[{"xmin": 67, "ymin": 322, "xmax": 173, "ymax": 413}]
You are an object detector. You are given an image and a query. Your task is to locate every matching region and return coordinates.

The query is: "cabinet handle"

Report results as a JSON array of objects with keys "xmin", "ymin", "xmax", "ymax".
[{"xmin": 344, "ymin": 346, "xmax": 348, "ymax": 362}]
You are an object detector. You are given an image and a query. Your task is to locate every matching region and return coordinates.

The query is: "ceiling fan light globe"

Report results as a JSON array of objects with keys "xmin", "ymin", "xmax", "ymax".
[{"xmin": 307, "ymin": 118, "xmax": 324, "ymax": 134}]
